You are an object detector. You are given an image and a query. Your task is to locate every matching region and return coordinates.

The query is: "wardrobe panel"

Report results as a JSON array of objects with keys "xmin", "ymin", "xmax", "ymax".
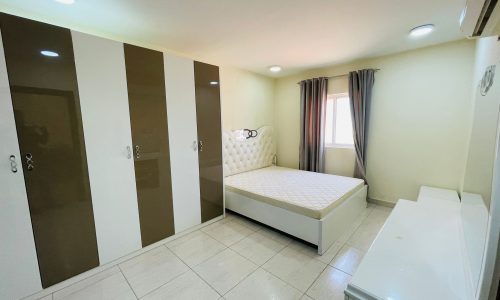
[
  {"xmin": 164, "ymin": 54, "xmax": 202, "ymax": 233},
  {"xmin": 72, "ymin": 31, "xmax": 142, "ymax": 264},
  {"xmin": 0, "ymin": 13, "xmax": 99, "ymax": 287},
  {"xmin": 194, "ymin": 61, "xmax": 224, "ymax": 222},
  {"xmin": 124, "ymin": 44, "xmax": 175, "ymax": 246},
  {"xmin": 0, "ymin": 29, "xmax": 42, "ymax": 300}
]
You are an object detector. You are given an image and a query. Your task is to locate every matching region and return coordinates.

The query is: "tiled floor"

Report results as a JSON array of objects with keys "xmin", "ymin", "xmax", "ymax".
[{"xmin": 29, "ymin": 204, "xmax": 391, "ymax": 300}]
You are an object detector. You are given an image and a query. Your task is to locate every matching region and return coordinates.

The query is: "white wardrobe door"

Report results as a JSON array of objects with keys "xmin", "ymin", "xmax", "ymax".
[
  {"xmin": 0, "ymin": 31, "xmax": 42, "ymax": 299},
  {"xmin": 164, "ymin": 54, "xmax": 202, "ymax": 232},
  {"xmin": 72, "ymin": 31, "xmax": 142, "ymax": 264}
]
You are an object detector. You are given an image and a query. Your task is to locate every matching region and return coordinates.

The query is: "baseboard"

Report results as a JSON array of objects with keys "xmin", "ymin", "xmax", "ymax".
[{"xmin": 367, "ymin": 197, "xmax": 396, "ymax": 208}]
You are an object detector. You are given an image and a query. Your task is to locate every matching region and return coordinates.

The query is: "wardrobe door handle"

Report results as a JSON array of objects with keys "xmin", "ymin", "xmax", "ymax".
[
  {"xmin": 198, "ymin": 140, "xmax": 204, "ymax": 152},
  {"xmin": 25, "ymin": 153, "xmax": 34, "ymax": 171},
  {"xmin": 9, "ymin": 155, "xmax": 18, "ymax": 173},
  {"xmin": 135, "ymin": 145, "xmax": 141, "ymax": 159}
]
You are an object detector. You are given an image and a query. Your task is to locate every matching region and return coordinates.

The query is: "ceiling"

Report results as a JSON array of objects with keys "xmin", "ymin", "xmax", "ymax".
[{"xmin": 0, "ymin": 0, "xmax": 466, "ymax": 77}]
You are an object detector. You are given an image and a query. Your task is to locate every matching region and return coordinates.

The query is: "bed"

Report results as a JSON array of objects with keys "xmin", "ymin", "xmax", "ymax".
[{"xmin": 223, "ymin": 126, "xmax": 368, "ymax": 255}]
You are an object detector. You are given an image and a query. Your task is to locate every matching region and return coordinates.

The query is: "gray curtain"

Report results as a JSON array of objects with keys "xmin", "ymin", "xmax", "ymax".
[
  {"xmin": 349, "ymin": 69, "xmax": 375, "ymax": 181},
  {"xmin": 299, "ymin": 77, "xmax": 328, "ymax": 172}
]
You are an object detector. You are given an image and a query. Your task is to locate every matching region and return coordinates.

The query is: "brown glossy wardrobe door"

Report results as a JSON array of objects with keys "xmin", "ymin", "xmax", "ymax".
[
  {"xmin": 124, "ymin": 44, "xmax": 175, "ymax": 247},
  {"xmin": 194, "ymin": 61, "xmax": 224, "ymax": 222},
  {"xmin": 0, "ymin": 13, "xmax": 99, "ymax": 287}
]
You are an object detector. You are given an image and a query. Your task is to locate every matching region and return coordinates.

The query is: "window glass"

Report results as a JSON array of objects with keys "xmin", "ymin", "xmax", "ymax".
[{"xmin": 325, "ymin": 94, "xmax": 354, "ymax": 147}]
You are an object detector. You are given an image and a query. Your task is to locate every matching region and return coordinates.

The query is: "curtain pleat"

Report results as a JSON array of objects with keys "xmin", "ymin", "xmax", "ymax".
[
  {"xmin": 299, "ymin": 77, "xmax": 328, "ymax": 172},
  {"xmin": 348, "ymin": 69, "xmax": 375, "ymax": 182}
]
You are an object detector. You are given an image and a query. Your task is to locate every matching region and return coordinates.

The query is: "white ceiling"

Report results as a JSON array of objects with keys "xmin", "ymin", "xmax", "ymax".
[{"xmin": 0, "ymin": 0, "xmax": 466, "ymax": 77}]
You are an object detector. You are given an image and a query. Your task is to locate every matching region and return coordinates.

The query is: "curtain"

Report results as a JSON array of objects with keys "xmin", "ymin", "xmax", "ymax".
[
  {"xmin": 348, "ymin": 69, "xmax": 375, "ymax": 181},
  {"xmin": 299, "ymin": 77, "xmax": 328, "ymax": 172}
]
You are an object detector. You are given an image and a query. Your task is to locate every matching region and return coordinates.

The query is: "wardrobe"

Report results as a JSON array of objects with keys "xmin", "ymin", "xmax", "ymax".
[{"xmin": 0, "ymin": 12, "xmax": 223, "ymax": 299}]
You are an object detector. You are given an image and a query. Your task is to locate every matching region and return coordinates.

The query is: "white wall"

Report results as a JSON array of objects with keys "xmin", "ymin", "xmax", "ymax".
[
  {"xmin": 275, "ymin": 39, "xmax": 476, "ymax": 204},
  {"xmin": 461, "ymin": 37, "xmax": 500, "ymax": 208},
  {"xmin": 219, "ymin": 66, "xmax": 275, "ymax": 131}
]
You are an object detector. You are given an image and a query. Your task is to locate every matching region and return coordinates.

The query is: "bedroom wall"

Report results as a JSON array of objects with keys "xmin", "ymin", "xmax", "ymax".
[
  {"xmin": 219, "ymin": 66, "xmax": 275, "ymax": 131},
  {"xmin": 461, "ymin": 36, "xmax": 500, "ymax": 208},
  {"xmin": 274, "ymin": 39, "xmax": 476, "ymax": 204}
]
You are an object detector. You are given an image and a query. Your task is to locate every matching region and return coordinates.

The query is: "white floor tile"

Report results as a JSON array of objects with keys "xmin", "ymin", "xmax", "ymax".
[
  {"xmin": 119, "ymin": 246, "xmax": 189, "ymax": 298},
  {"xmin": 286, "ymin": 240, "xmax": 342, "ymax": 265},
  {"xmin": 369, "ymin": 207, "xmax": 391, "ymax": 223},
  {"xmin": 141, "ymin": 270, "xmax": 219, "ymax": 300},
  {"xmin": 166, "ymin": 231, "xmax": 226, "ymax": 267},
  {"xmin": 230, "ymin": 231, "xmax": 286, "ymax": 265},
  {"xmin": 306, "ymin": 266, "xmax": 351, "ymax": 300},
  {"xmin": 27, "ymin": 206, "xmax": 390, "ymax": 300},
  {"xmin": 193, "ymin": 248, "xmax": 258, "ymax": 295},
  {"xmin": 330, "ymin": 245, "xmax": 364, "ymax": 275},
  {"xmin": 202, "ymin": 219, "xmax": 255, "ymax": 246},
  {"xmin": 334, "ymin": 211, "xmax": 372, "ymax": 246},
  {"xmin": 347, "ymin": 220, "xmax": 383, "ymax": 252},
  {"xmin": 373, "ymin": 205, "xmax": 393, "ymax": 214},
  {"xmin": 300, "ymin": 294, "xmax": 314, "ymax": 300},
  {"xmin": 225, "ymin": 268, "xmax": 302, "ymax": 300},
  {"xmin": 53, "ymin": 267, "xmax": 135, "ymax": 300},
  {"xmin": 347, "ymin": 206, "xmax": 390, "ymax": 251},
  {"xmin": 258, "ymin": 227, "xmax": 293, "ymax": 246},
  {"xmin": 229, "ymin": 215, "xmax": 263, "ymax": 232},
  {"xmin": 318, "ymin": 242, "xmax": 343, "ymax": 264},
  {"xmin": 263, "ymin": 245, "xmax": 327, "ymax": 292}
]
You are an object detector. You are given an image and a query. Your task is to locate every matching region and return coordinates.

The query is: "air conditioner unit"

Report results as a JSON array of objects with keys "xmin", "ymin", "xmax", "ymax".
[{"xmin": 460, "ymin": 0, "xmax": 500, "ymax": 38}]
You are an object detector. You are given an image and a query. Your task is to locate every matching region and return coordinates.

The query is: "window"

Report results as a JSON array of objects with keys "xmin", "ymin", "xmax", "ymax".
[{"xmin": 325, "ymin": 93, "xmax": 354, "ymax": 147}]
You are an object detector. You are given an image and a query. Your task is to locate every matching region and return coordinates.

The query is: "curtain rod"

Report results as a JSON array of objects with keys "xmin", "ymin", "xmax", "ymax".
[{"xmin": 296, "ymin": 68, "xmax": 380, "ymax": 84}]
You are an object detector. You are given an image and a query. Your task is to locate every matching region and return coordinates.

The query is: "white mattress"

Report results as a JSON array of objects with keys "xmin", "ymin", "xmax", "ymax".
[{"xmin": 225, "ymin": 166, "xmax": 365, "ymax": 219}]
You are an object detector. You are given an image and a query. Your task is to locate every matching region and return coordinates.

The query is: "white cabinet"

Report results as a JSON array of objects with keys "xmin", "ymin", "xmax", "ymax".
[
  {"xmin": 346, "ymin": 188, "xmax": 473, "ymax": 300},
  {"xmin": 164, "ymin": 54, "xmax": 202, "ymax": 232},
  {"xmin": 0, "ymin": 30, "xmax": 42, "ymax": 300},
  {"xmin": 72, "ymin": 31, "xmax": 142, "ymax": 264}
]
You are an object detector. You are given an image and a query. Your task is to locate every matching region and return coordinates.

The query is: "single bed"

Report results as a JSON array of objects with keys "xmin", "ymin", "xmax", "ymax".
[{"xmin": 223, "ymin": 126, "xmax": 367, "ymax": 254}]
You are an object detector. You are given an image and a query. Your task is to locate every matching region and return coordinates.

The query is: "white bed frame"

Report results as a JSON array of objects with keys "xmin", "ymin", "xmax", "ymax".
[
  {"xmin": 223, "ymin": 126, "xmax": 368, "ymax": 255},
  {"xmin": 226, "ymin": 185, "xmax": 367, "ymax": 255}
]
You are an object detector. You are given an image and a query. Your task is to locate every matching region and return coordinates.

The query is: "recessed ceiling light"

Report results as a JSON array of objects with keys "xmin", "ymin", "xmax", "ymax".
[
  {"xmin": 210, "ymin": 81, "xmax": 219, "ymax": 85},
  {"xmin": 54, "ymin": 0, "xmax": 75, "ymax": 4},
  {"xmin": 40, "ymin": 50, "xmax": 59, "ymax": 57},
  {"xmin": 409, "ymin": 24, "xmax": 435, "ymax": 37},
  {"xmin": 269, "ymin": 65, "xmax": 282, "ymax": 73}
]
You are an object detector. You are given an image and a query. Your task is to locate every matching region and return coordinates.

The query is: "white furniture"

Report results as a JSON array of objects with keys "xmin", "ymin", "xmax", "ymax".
[
  {"xmin": 345, "ymin": 186, "xmax": 486, "ymax": 300},
  {"xmin": 164, "ymin": 53, "xmax": 202, "ymax": 233},
  {"xmin": 0, "ymin": 30, "xmax": 42, "ymax": 300},
  {"xmin": 73, "ymin": 31, "xmax": 142, "ymax": 265},
  {"xmin": 223, "ymin": 127, "xmax": 367, "ymax": 254},
  {"xmin": 0, "ymin": 16, "xmax": 223, "ymax": 298}
]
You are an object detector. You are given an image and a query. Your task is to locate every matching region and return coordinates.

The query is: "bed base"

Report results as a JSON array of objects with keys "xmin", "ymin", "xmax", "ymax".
[{"xmin": 225, "ymin": 185, "xmax": 368, "ymax": 255}]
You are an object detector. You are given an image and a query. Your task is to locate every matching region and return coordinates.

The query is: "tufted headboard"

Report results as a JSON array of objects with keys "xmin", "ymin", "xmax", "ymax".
[{"xmin": 223, "ymin": 126, "xmax": 276, "ymax": 177}]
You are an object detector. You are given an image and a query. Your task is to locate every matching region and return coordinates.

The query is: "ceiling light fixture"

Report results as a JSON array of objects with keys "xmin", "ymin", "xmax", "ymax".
[
  {"xmin": 54, "ymin": 0, "xmax": 75, "ymax": 4},
  {"xmin": 40, "ymin": 50, "xmax": 60, "ymax": 57},
  {"xmin": 409, "ymin": 24, "xmax": 435, "ymax": 37},
  {"xmin": 269, "ymin": 65, "xmax": 282, "ymax": 73},
  {"xmin": 210, "ymin": 81, "xmax": 219, "ymax": 85}
]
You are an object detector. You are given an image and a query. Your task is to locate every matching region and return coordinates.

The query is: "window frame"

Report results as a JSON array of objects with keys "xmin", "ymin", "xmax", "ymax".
[{"xmin": 325, "ymin": 93, "xmax": 354, "ymax": 149}]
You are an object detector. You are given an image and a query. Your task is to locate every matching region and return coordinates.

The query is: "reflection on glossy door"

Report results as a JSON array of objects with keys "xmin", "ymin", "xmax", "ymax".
[
  {"xmin": 0, "ymin": 13, "xmax": 99, "ymax": 287},
  {"xmin": 124, "ymin": 44, "xmax": 175, "ymax": 246},
  {"xmin": 194, "ymin": 61, "xmax": 224, "ymax": 222}
]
